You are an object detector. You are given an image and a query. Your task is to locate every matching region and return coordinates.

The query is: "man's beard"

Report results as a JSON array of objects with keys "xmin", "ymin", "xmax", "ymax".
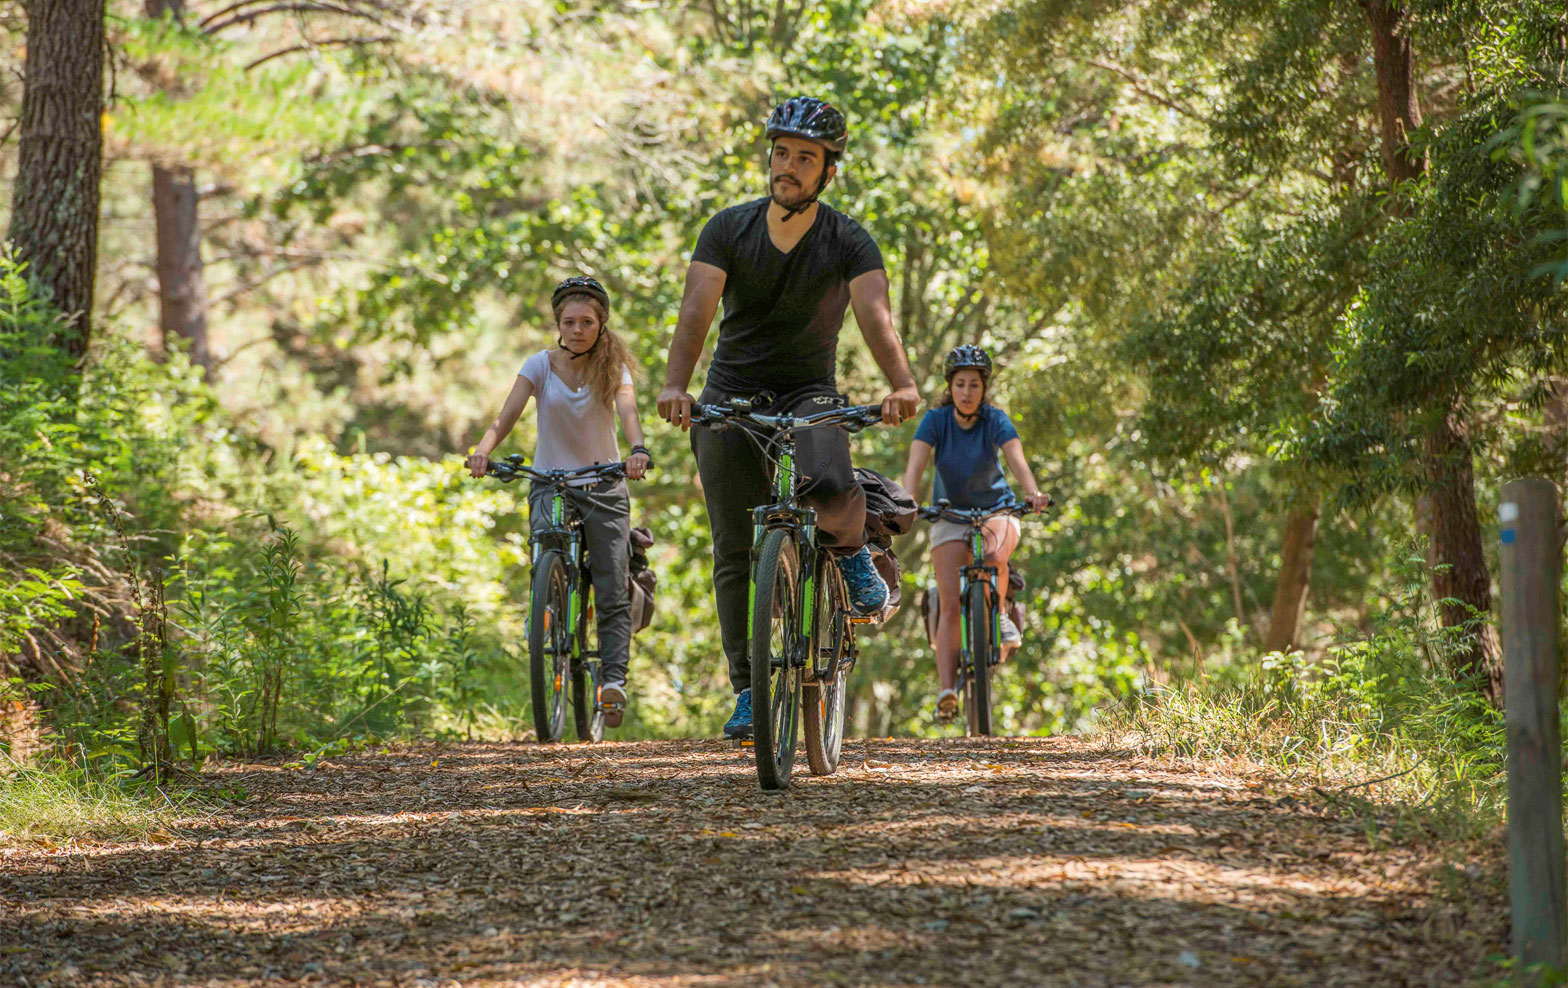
[{"xmin": 770, "ymin": 176, "xmax": 812, "ymax": 208}]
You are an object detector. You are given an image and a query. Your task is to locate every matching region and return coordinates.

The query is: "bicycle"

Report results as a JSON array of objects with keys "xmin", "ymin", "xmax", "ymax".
[
  {"xmin": 691, "ymin": 397, "xmax": 887, "ymax": 789},
  {"xmin": 916, "ymin": 498, "xmax": 1038, "ymax": 737},
  {"xmin": 486, "ymin": 456, "xmax": 628, "ymax": 743}
]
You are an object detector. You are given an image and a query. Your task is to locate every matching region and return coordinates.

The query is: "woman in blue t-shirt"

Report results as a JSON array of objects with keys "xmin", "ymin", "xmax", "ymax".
[{"xmin": 900, "ymin": 345, "xmax": 1050, "ymax": 723}]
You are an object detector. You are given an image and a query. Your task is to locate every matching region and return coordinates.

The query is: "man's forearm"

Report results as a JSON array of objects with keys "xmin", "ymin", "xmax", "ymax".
[
  {"xmin": 865, "ymin": 324, "xmax": 917, "ymax": 389},
  {"xmin": 663, "ymin": 322, "xmax": 707, "ymax": 391}
]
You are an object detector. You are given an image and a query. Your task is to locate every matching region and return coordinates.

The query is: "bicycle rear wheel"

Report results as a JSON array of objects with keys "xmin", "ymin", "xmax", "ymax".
[
  {"xmin": 529, "ymin": 551, "xmax": 571, "ymax": 743},
  {"xmin": 750, "ymin": 530, "xmax": 802, "ymax": 790},
  {"xmin": 963, "ymin": 581, "xmax": 994, "ymax": 737},
  {"xmin": 803, "ymin": 558, "xmax": 847, "ymax": 776}
]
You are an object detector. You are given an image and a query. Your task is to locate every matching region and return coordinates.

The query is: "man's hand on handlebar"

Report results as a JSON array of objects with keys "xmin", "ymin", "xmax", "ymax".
[
  {"xmin": 880, "ymin": 385, "xmax": 920, "ymax": 426},
  {"xmin": 658, "ymin": 387, "xmax": 696, "ymax": 432},
  {"xmin": 1024, "ymin": 491, "xmax": 1053, "ymax": 512},
  {"xmin": 465, "ymin": 452, "xmax": 491, "ymax": 479}
]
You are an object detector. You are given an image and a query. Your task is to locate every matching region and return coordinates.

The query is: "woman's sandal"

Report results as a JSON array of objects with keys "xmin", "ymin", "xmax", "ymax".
[
  {"xmin": 600, "ymin": 684, "xmax": 626, "ymax": 728},
  {"xmin": 935, "ymin": 688, "xmax": 959, "ymax": 725}
]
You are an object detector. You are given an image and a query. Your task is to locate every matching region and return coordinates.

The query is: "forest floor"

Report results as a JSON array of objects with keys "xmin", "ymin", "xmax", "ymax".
[{"xmin": 2, "ymin": 736, "xmax": 1507, "ymax": 987}]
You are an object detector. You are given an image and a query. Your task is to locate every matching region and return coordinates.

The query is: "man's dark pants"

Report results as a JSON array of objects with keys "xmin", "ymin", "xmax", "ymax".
[{"xmin": 691, "ymin": 384, "xmax": 867, "ymax": 693}]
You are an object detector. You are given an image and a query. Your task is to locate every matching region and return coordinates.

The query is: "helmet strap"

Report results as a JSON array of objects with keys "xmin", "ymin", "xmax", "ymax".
[{"xmin": 558, "ymin": 330, "xmax": 601, "ymax": 361}]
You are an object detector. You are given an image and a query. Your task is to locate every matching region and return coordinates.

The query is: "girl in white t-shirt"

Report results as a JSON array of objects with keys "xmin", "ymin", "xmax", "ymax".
[{"xmin": 466, "ymin": 276, "xmax": 651, "ymax": 727}]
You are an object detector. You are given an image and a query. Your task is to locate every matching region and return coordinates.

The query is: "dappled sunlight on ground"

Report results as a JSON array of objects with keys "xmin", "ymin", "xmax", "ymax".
[{"xmin": 1, "ymin": 737, "xmax": 1504, "ymax": 986}]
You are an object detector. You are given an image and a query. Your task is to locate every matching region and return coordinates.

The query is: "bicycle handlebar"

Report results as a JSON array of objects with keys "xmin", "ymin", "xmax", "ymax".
[
  {"xmin": 485, "ymin": 457, "xmax": 627, "ymax": 485},
  {"xmin": 917, "ymin": 499, "xmax": 1044, "ymax": 525},
  {"xmin": 690, "ymin": 401, "xmax": 885, "ymax": 434}
]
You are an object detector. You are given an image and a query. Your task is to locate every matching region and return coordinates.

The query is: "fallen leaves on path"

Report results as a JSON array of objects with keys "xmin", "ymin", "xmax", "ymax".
[{"xmin": 1, "ymin": 737, "xmax": 1505, "ymax": 986}]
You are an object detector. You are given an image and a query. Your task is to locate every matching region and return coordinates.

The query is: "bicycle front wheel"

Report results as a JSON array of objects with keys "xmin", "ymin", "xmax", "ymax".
[
  {"xmin": 803, "ymin": 557, "xmax": 847, "ymax": 776},
  {"xmin": 571, "ymin": 579, "xmax": 605, "ymax": 743},
  {"xmin": 528, "ymin": 550, "xmax": 571, "ymax": 743},
  {"xmin": 750, "ymin": 530, "xmax": 802, "ymax": 790},
  {"xmin": 963, "ymin": 580, "xmax": 994, "ymax": 737}
]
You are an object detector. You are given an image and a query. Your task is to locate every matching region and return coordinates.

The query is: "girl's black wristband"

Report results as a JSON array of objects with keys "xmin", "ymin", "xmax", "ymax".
[{"xmin": 629, "ymin": 444, "xmax": 654, "ymax": 469}]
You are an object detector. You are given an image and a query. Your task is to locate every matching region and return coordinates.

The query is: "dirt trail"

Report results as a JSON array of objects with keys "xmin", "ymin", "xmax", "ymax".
[{"xmin": 2, "ymin": 737, "xmax": 1504, "ymax": 987}]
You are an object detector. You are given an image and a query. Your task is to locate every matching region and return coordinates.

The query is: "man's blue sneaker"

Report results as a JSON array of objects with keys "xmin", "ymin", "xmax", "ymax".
[
  {"xmin": 724, "ymin": 688, "xmax": 753, "ymax": 739},
  {"xmin": 836, "ymin": 545, "xmax": 889, "ymax": 616}
]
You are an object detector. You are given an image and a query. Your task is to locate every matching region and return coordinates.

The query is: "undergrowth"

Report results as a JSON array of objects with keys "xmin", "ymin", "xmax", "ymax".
[
  {"xmin": 1111, "ymin": 547, "xmax": 1508, "ymax": 840},
  {"xmin": 0, "ymin": 759, "xmax": 191, "ymax": 846}
]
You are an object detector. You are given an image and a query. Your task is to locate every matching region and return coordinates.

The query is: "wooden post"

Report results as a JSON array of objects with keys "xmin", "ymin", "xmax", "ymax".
[{"xmin": 1501, "ymin": 478, "xmax": 1566, "ymax": 976}]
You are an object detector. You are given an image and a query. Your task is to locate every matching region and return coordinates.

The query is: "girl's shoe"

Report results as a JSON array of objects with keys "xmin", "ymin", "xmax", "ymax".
[
  {"xmin": 935, "ymin": 688, "xmax": 959, "ymax": 724},
  {"xmin": 600, "ymin": 683, "xmax": 627, "ymax": 728},
  {"xmin": 999, "ymin": 613, "xmax": 1022, "ymax": 646}
]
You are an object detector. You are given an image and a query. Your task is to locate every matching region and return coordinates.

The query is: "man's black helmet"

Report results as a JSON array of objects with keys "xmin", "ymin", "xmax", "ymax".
[
  {"xmin": 944, "ymin": 344, "xmax": 993, "ymax": 382},
  {"xmin": 552, "ymin": 275, "xmax": 609, "ymax": 309},
  {"xmin": 766, "ymin": 96, "xmax": 848, "ymax": 154}
]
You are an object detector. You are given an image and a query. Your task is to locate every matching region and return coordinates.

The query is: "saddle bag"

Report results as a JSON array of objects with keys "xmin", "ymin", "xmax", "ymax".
[
  {"xmin": 854, "ymin": 468, "xmax": 917, "ymax": 625},
  {"xmin": 920, "ymin": 570, "xmax": 1028, "ymax": 646},
  {"xmin": 627, "ymin": 526, "xmax": 657, "ymax": 634}
]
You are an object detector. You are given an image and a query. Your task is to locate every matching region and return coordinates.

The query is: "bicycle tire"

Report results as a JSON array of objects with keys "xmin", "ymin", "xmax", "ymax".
[
  {"xmin": 803, "ymin": 557, "xmax": 847, "ymax": 776},
  {"xmin": 571, "ymin": 574, "xmax": 605, "ymax": 742},
  {"xmin": 963, "ymin": 580, "xmax": 993, "ymax": 737},
  {"xmin": 750, "ymin": 530, "xmax": 802, "ymax": 790},
  {"xmin": 528, "ymin": 551, "xmax": 571, "ymax": 743},
  {"xmin": 571, "ymin": 662, "xmax": 604, "ymax": 743}
]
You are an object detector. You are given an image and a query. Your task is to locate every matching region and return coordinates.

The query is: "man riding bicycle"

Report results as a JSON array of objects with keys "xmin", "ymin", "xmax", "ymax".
[{"xmin": 657, "ymin": 95, "xmax": 920, "ymax": 740}]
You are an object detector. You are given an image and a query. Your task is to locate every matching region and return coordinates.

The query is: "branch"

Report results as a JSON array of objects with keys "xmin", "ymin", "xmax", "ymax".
[
  {"xmin": 213, "ymin": 257, "xmax": 329, "ymax": 308},
  {"xmin": 204, "ymin": 2, "xmax": 386, "ymax": 36},
  {"xmin": 1080, "ymin": 58, "xmax": 1211, "ymax": 126},
  {"xmin": 245, "ymin": 35, "xmax": 393, "ymax": 70}
]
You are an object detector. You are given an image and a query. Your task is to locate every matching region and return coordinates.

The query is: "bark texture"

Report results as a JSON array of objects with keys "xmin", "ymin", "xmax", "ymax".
[
  {"xmin": 146, "ymin": 0, "xmax": 211, "ymax": 377},
  {"xmin": 1264, "ymin": 500, "xmax": 1320, "ymax": 654},
  {"xmin": 1425, "ymin": 415, "xmax": 1504, "ymax": 701},
  {"xmin": 7, "ymin": 0, "xmax": 107, "ymax": 359},
  {"xmin": 1364, "ymin": 0, "xmax": 1426, "ymax": 184},
  {"xmin": 151, "ymin": 163, "xmax": 211, "ymax": 375}
]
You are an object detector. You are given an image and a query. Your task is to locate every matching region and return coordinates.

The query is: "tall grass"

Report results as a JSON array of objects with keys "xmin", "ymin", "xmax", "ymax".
[
  {"xmin": 0, "ymin": 762, "xmax": 189, "ymax": 846},
  {"xmin": 1111, "ymin": 549, "xmax": 1508, "ymax": 838}
]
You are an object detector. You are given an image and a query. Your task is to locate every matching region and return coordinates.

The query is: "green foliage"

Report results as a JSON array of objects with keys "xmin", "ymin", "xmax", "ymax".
[
  {"xmin": 1119, "ymin": 544, "xmax": 1507, "ymax": 831},
  {"xmin": 0, "ymin": 759, "xmax": 190, "ymax": 846}
]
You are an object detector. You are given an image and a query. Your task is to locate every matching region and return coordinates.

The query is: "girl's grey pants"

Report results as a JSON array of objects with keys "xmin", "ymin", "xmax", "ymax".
[{"xmin": 527, "ymin": 479, "xmax": 632, "ymax": 686}]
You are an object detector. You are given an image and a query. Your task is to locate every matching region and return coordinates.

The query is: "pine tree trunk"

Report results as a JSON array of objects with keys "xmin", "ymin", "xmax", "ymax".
[
  {"xmin": 151, "ymin": 163, "xmax": 211, "ymax": 376},
  {"xmin": 1263, "ymin": 499, "xmax": 1320, "ymax": 653},
  {"xmin": 1425, "ymin": 414, "xmax": 1504, "ymax": 702},
  {"xmin": 7, "ymin": 0, "xmax": 107, "ymax": 360}
]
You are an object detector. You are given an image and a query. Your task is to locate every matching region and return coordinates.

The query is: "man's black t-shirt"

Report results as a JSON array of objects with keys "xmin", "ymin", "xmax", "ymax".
[{"xmin": 692, "ymin": 197, "xmax": 883, "ymax": 393}]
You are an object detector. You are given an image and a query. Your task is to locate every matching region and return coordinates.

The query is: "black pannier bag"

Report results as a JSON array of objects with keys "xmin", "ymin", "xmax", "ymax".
[
  {"xmin": 853, "ymin": 467, "xmax": 917, "ymax": 623},
  {"xmin": 628, "ymin": 526, "xmax": 657, "ymax": 634}
]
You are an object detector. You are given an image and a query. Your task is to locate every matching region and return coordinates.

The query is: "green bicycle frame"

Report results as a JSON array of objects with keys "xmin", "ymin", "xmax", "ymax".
[{"xmin": 957, "ymin": 524, "xmax": 1001, "ymax": 674}]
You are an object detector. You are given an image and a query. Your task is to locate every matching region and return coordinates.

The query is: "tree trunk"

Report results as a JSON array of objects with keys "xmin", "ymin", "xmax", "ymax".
[
  {"xmin": 145, "ymin": 0, "xmax": 211, "ymax": 377},
  {"xmin": 1364, "ymin": 0, "xmax": 1426, "ymax": 185},
  {"xmin": 1264, "ymin": 498, "xmax": 1320, "ymax": 653},
  {"xmin": 1365, "ymin": 0, "xmax": 1499, "ymax": 698},
  {"xmin": 1546, "ymin": 377, "xmax": 1568, "ymax": 491},
  {"xmin": 7, "ymin": 0, "xmax": 107, "ymax": 360},
  {"xmin": 1425, "ymin": 414, "xmax": 1504, "ymax": 702},
  {"xmin": 151, "ymin": 163, "xmax": 211, "ymax": 376}
]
